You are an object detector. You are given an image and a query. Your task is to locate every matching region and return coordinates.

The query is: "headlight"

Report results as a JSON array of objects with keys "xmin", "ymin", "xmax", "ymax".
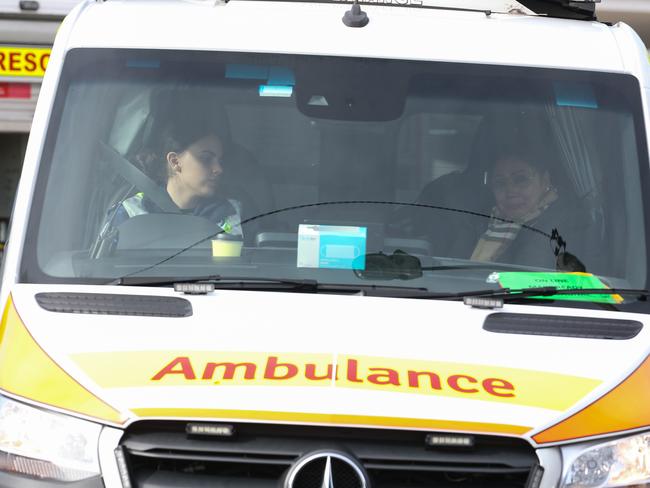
[
  {"xmin": 561, "ymin": 432, "xmax": 650, "ymax": 487},
  {"xmin": 0, "ymin": 394, "xmax": 102, "ymax": 481}
]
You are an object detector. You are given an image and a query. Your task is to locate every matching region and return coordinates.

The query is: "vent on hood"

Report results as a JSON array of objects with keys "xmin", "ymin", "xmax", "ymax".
[
  {"xmin": 35, "ymin": 292, "xmax": 192, "ymax": 317},
  {"xmin": 483, "ymin": 313, "xmax": 642, "ymax": 340}
]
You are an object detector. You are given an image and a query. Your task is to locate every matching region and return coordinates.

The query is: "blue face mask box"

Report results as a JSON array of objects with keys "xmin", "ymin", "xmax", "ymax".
[{"xmin": 297, "ymin": 224, "xmax": 368, "ymax": 270}]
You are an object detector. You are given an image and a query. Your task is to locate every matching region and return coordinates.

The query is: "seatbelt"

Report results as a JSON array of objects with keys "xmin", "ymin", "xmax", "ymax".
[{"xmin": 99, "ymin": 142, "xmax": 181, "ymax": 214}]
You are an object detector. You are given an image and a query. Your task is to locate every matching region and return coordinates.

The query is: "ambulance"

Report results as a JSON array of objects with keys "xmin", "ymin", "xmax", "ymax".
[{"xmin": 1, "ymin": 0, "xmax": 650, "ymax": 487}]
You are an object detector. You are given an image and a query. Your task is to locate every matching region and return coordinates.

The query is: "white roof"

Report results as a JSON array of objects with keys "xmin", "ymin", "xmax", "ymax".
[{"xmin": 60, "ymin": 0, "xmax": 629, "ymax": 73}]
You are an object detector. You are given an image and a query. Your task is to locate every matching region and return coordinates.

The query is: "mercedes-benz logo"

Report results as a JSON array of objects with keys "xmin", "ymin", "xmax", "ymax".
[{"xmin": 285, "ymin": 451, "xmax": 368, "ymax": 488}]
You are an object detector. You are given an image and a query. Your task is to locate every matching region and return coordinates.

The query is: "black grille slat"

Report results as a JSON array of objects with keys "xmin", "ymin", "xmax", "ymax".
[
  {"xmin": 128, "ymin": 449, "xmax": 295, "ymax": 465},
  {"xmin": 124, "ymin": 432, "xmax": 318, "ymax": 456},
  {"xmin": 121, "ymin": 421, "xmax": 538, "ymax": 488},
  {"xmin": 351, "ymin": 443, "xmax": 534, "ymax": 468},
  {"xmin": 363, "ymin": 462, "xmax": 530, "ymax": 474}
]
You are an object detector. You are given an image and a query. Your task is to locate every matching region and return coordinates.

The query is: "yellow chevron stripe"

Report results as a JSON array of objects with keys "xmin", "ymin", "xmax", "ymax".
[{"xmin": 0, "ymin": 297, "xmax": 124, "ymax": 424}]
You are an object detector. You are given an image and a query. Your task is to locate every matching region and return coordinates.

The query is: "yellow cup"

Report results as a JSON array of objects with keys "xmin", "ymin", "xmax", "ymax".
[{"xmin": 211, "ymin": 238, "xmax": 243, "ymax": 257}]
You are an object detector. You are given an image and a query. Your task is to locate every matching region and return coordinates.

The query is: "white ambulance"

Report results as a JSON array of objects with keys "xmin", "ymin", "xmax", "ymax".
[{"xmin": 1, "ymin": 0, "xmax": 649, "ymax": 487}]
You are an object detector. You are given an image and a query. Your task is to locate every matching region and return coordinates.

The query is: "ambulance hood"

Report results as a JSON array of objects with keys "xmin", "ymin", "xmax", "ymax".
[{"xmin": 4, "ymin": 284, "xmax": 650, "ymax": 445}]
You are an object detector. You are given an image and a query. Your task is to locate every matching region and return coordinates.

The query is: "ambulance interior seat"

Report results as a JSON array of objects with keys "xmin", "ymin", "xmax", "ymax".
[
  {"xmin": 414, "ymin": 115, "xmax": 495, "ymax": 259},
  {"xmin": 219, "ymin": 141, "xmax": 277, "ymax": 246}
]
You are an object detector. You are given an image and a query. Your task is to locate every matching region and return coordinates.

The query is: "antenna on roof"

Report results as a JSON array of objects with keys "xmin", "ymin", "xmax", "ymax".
[{"xmin": 342, "ymin": 0, "xmax": 369, "ymax": 28}]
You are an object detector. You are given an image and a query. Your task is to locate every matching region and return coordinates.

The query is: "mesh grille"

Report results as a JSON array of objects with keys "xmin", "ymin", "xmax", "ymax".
[
  {"xmin": 292, "ymin": 457, "xmax": 326, "ymax": 488},
  {"xmin": 331, "ymin": 458, "xmax": 364, "ymax": 488}
]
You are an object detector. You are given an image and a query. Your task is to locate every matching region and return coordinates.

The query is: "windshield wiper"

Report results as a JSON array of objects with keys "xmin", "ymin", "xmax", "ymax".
[
  {"xmin": 408, "ymin": 286, "xmax": 650, "ymax": 302},
  {"xmin": 109, "ymin": 275, "xmax": 318, "ymax": 288},
  {"xmin": 101, "ymin": 275, "xmax": 650, "ymax": 303},
  {"xmin": 108, "ymin": 275, "xmax": 429, "ymax": 296}
]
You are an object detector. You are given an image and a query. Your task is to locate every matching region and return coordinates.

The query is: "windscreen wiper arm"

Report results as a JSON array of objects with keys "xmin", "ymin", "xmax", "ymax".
[
  {"xmin": 107, "ymin": 275, "xmax": 428, "ymax": 296},
  {"xmin": 109, "ymin": 275, "xmax": 319, "ymax": 289},
  {"xmin": 409, "ymin": 286, "xmax": 649, "ymax": 301}
]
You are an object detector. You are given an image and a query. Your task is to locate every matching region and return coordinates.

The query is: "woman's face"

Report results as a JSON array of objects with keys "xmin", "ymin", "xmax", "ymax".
[
  {"xmin": 169, "ymin": 134, "xmax": 224, "ymax": 201},
  {"xmin": 490, "ymin": 157, "xmax": 550, "ymax": 220}
]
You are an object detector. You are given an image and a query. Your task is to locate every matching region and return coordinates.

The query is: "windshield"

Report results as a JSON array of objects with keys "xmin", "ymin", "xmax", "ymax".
[{"xmin": 21, "ymin": 49, "xmax": 650, "ymax": 306}]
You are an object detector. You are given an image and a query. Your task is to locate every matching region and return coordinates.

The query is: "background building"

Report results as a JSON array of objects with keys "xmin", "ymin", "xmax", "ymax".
[
  {"xmin": 0, "ymin": 0, "xmax": 78, "ymax": 248},
  {"xmin": 598, "ymin": 0, "xmax": 650, "ymax": 46}
]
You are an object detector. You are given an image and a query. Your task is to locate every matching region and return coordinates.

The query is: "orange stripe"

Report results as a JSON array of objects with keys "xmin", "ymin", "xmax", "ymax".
[
  {"xmin": 0, "ymin": 296, "xmax": 124, "ymax": 424},
  {"xmin": 132, "ymin": 408, "xmax": 531, "ymax": 435},
  {"xmin": 534, "ymin": 355, "xmax": 650, "ymax": 444}
]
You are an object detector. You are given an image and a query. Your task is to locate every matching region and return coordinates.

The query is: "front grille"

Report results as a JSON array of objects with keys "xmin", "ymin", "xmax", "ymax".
[{"xmin": 119, "ymin": 422, "xmax": 539, "ymax": 488}]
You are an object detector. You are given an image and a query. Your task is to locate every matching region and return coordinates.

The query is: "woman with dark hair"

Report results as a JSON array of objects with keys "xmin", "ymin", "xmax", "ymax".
[
  {"xmin": 470, "ymin": 148, "xmax": 591, "ymax": 270},
  {"xmin": 101, "ymin": 93, "xmax": 243, "ymax": 243}
]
